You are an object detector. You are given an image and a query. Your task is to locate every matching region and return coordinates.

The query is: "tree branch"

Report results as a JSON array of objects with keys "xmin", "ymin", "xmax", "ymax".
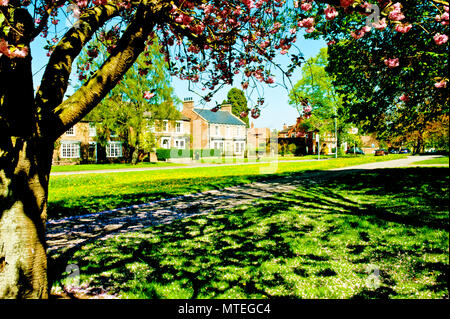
[
  {"xmin": 35, "ymin": 4, "xmax": 120, "ymax": 124},
  {"xmin": 49, "ymin": 1, "xmax": 170, "ymax": 140}
]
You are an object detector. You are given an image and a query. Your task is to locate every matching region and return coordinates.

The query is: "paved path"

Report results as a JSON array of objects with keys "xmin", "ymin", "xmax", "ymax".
[
  {"xmin": 50, "ymin": 158, "xmax": 325, "ymax": 176},
  {"xmin": 46, "ymin": 155, "xmax": 446, "ymax": 255}
]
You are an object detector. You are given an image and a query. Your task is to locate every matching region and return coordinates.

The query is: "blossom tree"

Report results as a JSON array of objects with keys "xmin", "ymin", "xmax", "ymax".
[{"xmin": 0, "ymin": 0, "xmax": 448, "ymax": 298}]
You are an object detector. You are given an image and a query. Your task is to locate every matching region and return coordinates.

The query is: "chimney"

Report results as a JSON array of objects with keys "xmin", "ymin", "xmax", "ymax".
[
  {"xmin": 251, "ymin": 122, "xmax": 254, "ymax": 129},
  {"xmin": 183, "ymin": 97, "xmax": 194, "ymax": 111},
  {"xmin": 221, "ymin": 103, "xmax": 232, "ymax": 113},
  {"xmin": 283, "ymin": 123, "xmax": 287, "ymax": 130}
]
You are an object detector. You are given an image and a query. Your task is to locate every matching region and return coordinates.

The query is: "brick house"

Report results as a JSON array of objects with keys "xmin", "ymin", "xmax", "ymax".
[
  {"xmin": 277, "ymin": 122, "xmax": 337, "ymax": 155},
  {"xmin": 181, "ymin": 98, "xmax": 247, "ymax": 156},
  {"xmin": 247, "ymin": 122, "xmax": 271, "ymax": 154},
  {"xmin": 151, "ymin": 115, "xmax": 191, "ymax": 150},
  {"xmin": 52, "ymin": 121, "xmax": 124, "ymax": 165}
]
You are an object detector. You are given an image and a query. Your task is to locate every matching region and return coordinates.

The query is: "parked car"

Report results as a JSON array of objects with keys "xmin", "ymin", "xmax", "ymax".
[
  {"xmin": 388, "ymin": 147, "xmax": 400, "ymax": 154},
  {"xmin": 346, "ymin": 147, "xmax": 365, "ymax": 155},
  {"xmin": 399, "ymin": 148, "xmax": 411, "ymax": 154},
  {"xmin": 374, "ymin": 149, "xmax": 388, "ymax": 156}
]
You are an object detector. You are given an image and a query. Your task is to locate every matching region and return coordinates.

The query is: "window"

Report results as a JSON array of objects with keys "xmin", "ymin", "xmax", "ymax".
[
  {"xmin": 175, "ymin": 121, "xmax": 183, "ymax": 133},
  {"xmin": 161, "ymin": 137, "xmax": 170, "ymax": 149},
  {"xmin": 89, "ymin": 123, "xmax": 96, "ymax": 137},
  {"xmin": 226, "ymin": 126, "xmax": 231, "ymax": 137},
  {"xmin": 215, "ymin": 125, "xmax": 219, "ymax": 136},
  {"xmin": 213, "ymin": 142, "xmax": 223, "ymax": 150},
  {"xmin": 163, "ymin": 120, "xmax": 169, "ymax": 133},
  {"xmin": 235, "ymin": 141, "xmax": 244, "ymax": 154},
  {"xmin": 110, "ymin": 130, "xmax": 117, "ymax": 138},
  {"xmin": 235, "ymin": 126, "xmax": 239, "ymax": 137},
  {"xmin": 65, "ymin": 126, "xmax": 75, "ymax": 136},
  {"xmin": 106, "ymin": 142, "xmax": 122, "ymax": 158},
  {"xmin": 174, "ymin": 138, "xmax": 185, "ymax": 149},
  {"xmin": 60, "ymin": 142, "xmax": 80, "ymax": 158}
]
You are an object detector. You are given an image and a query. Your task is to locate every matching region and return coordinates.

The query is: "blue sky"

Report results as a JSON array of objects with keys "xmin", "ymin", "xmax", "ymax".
[{"xmin": 31, "ymin": 25, "xmax": 326, "ymax": 131}]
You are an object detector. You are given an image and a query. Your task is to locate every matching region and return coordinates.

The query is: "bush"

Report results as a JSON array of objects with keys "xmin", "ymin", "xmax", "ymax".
[
  {"xmin": 156, "ymin": 148, "xmax": 223, "ymax": 160},
  {"xmin": 287, "ymin": 143, "xmax": 297, "ymax": 155},
  {"xmin": 156, "ymin": 148, "xmax": 190, "ymax": 160}
]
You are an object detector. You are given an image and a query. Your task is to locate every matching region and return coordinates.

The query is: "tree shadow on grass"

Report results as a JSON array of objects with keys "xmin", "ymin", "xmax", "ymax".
[{"xmin": 49, "ymin": 167, "xmax": 449, "ymax": 299}]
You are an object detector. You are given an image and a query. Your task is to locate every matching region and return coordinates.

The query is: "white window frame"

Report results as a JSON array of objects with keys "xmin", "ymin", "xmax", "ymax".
[
  {"xmin": 175, "ymin": 121, "xmax": 183, "ymax": 133},
  {"xmin": 174, "ymin": 138, "xmax": 185, "ymax": 150},
  {"xmin": 65, "ymin": 126, "xmax": 75, "ymax": 136},
  {"xmin": 60, "ymin": 141, "xmax": 80, "ymax": 158},
  {"xmin": 226, "ymin": 126, "xmax": 231, "ymax": 137},
  {"xmin": 163, "ymin": 120, "xmax": 169, "ymax": 133},
  {"xmin": 106, "ymin": 141, "xmax": 122, "ymax": 158},
  {"xmin": 234, "ymin": 141, "xmax": 245, "ymax": 154},
  {"xmin": 215, "ymin": 125, "xmax": 219, "ymax": 136},
  {"xmin": 161, "ymin": 137, "xmax": 171, "ymax": 149}
]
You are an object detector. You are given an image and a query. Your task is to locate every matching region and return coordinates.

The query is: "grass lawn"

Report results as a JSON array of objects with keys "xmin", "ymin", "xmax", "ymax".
[
  {"xmin": 53, "ymin": 167, "xmax": 449, "ymax": 299},
  {"xmin": 196, "ymin": 154, "xmax": 340, "ymax": 164},
  {"xmin": 50, "ymin": 161, "xmax": 184, "ymax": 173},
  {"xmin": 48, "ymin": 155, "xmax": 406, "ymax": 219},
  {"xmin": 410, "ymin": 156, "xmax": 449, "ymax": 166}
]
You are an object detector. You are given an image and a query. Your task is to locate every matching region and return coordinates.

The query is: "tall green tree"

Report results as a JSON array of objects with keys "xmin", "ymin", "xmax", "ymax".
[
  {"xmin": 80, "ymin": 39, "xmax": 180, "ymax": 164},
  {"xmin": 226, "ymin": 88, "xmax": 249, "ymax": 127},
  {"xmin": 289, "ymin": 47, "xmax": 352, "ymax": 150},
  {"xmin": 312, "ymin": 1, "xmax": 449, "ymax": 153}
]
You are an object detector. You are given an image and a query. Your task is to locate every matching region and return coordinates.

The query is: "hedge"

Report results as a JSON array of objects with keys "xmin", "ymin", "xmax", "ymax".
[{"xmin": 156, "ymin": 148, "xmax": 223, "ymax": 160}]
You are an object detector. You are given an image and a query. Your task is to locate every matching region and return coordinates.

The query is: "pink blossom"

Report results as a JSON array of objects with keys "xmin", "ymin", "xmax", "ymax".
[
  {"xmin": 0, "ymin": 39, "xmax": 9, "ymax": 57},
  {"xmin": 298, "ymin": 17, "xmax": 314, "ymax": 28},
  {"xmin": 444, "ymin": 6, "xmax": 449, "ymax": 12},
  {"xmin": 384, "ymin": 57, "xmax": 399, "ymax": 68},
  {"xmin": 351, "ymin": 29, "xmax": 366, "ymax": 39},
  {"xmin": 395, "ymin": 24, "xmax": 412, "ymax": 33},
  {"xmin": 389, "ymin": 3, "xmax": 405, "ymax": 21},
  {"xmin": 300, "ymin": 2, "xmax": 312, "ymax": 11},
  {"xmin": 327, "ymin": 40, "xmax": 336, "ymax": 46},
  {"xmin": 12, "ymin": 46, "xmax": 28, "ymax": 58},
  {"xmin": 399, "ymin": 94, "xmax": 409, "ymax": 102},
  {"xmin": 373, "ymin": 18, "xmax": 387, "ymax": 30},
  {"xmin": 143, "ymin": 91, "xmax": 155, "ymax": 99},
  {"xmin": 305, "ymin": 27, "xmax": 315, "ymax": 33},
  {"xmin": 77, "ymin": 0, "xmax": 88, "ymax": 7},
  {"xmin": 434, "ymin": 33, "xmax": 449, "ymax": 45},
  {"xmin": 324, "ymin": 5, "xmax": 338, "ymax": 20},
  {"xmin": 340, "ymin": 0, "xmax": 354, "ymax": 7},
  {"xmin": 0, "ymin": 0, "xmax": 8, "ymax": 6},
  {"xmin": 434, "ymin": 81, "xmax": 447, "ymax": 88},
  {"xmin": 362, "ymin": 26, "xmax": 371, "ymax": 33}
]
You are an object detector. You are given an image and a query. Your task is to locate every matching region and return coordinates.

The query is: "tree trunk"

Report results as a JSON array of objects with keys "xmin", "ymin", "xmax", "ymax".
[
  {"xmin": 0, "ymin": 137, "xmax": 53, "ymax": 298},
  {"xmin": 0, "ymin": 7, "xmax": 52, "ymax": 297}
]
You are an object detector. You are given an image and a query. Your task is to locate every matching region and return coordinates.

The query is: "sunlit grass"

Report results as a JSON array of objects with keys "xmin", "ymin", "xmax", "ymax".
[
  {"xmin": 51, "ymin": 161, "xmax": 184, "ymax": 172},
  {"xmin": 410, "ymin": 156, "xmax": 449, "ymax": 166},
  {"xmin": 48, "ymin": 155, "xmax": 406, "ymax": 219},
  {"xmin": 54, "ymin": 167, "xmax": 448, "ymax": 299}
]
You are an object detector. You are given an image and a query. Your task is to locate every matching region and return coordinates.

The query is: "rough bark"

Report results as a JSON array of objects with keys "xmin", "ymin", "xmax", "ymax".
[
  {"xmin": 0, "ymin": 138, "xmax": 53, "ymax": 298},
  {"xmin": 0, "ymin": 6, "xmax": 53, "ymax": 297},
  {"xmin": 0, "ymin": 1, "xmax": 169, "ymax": 298}
]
